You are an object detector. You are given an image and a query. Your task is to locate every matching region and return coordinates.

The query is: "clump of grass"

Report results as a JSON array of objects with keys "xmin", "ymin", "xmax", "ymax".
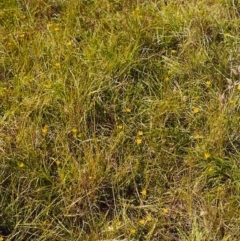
[{"xmin": 1, "ymin": 0, "xmax": 240, "ymax": 240}]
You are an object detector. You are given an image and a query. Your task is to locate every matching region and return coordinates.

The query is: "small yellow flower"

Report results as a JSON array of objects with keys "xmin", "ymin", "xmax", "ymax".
[
  {"xmin": 66, "ymin": 41, "xmax": 72, "ymax": 46},
  {"xmin": 230, "ymin": 99, "xmax": 234, "ymax": 104},
  {"xmin": 42, "ymin": 125, "xmax": 48, "ymax": 135},
  {"xmin": 204, "ymin": 152, "xmax": 211, "ymax": 159},
  {"xmin": 164, "ymin": 76, "xmax": 169, "ymax": 82},
  {"xmin": 194, "ymin": 134, "xmax": 203, "ymax": 139},
  {"xmin": 140, "ymin": 189, "xmax": 147, "ymax": 196},
  {"xmin": 7, "ymin": 42, "xmax": 12, "ymax": 46},
  {"xmin": 130, "ymin": 228, "xmax": 136, "ymax": 234},
  {"xmin": 217, "ymin": 186, "xmax": 224, "ymax": 192},
  {"xmin": 138, "ymin": 131, "xmax": 143, "ymax": 136},
  {"xmin": 126, "ymin": 108, "xmax": 131, "ymax": 113},
  {"xmin": 117, "ymin": 125, "xmax": 123, "ymax": 130},
  {"xmin": 171, "ymin": 49, "xmax": 177, "ymax": 54},
  {"xmin": 116, "ymin": 221, "xmax": 121, "ymax": 226},
  {"xmin": 71, "ymin": 128, "xmax": 77, "ymax": 134},
  {"xmin": 237, "ymin": 85, "xmax": 240, "ymax": 91},
  {"xmin": 224, "ymin": 33, "xmax": 230, "ymax": 37},
  {"xmin": 54, "ymin": 27, "xmax": 59, "ymax": 31},
  {"xmin": 19, "ymin": 33, "xmax": 25, "ymax": 38},
  {"xmin": 193, "ymin": 107, "xmax": 199, "ymax": 114},
  {"xmin": 206, "ymin": 81, "xmax": 211, "ymax": 87},
  {"xmin": 55, "ymin": 62, "xmax": 60, "ymax": 67},
  {"xmin": 136, "ymin": 138, "xmax": 142, "ymax": 145},
  {"xmin": 18, "ymin": 162, "xmax": 24, "ymax": 168},
  {"xmin": 207, "ymin": 167, "xmax": 214, "ymax": 175},
  {"xmin": 56, "ymin": 160, "xmax": 61, "ymax": 166},
  {"xmin": 139, "ymin": 219, "xmax": 145, "ymax": 225},
  {"xmin": 135, "ymin": 7, "xmax": 140, "ymax": 12},
  {"xmin": 162, "ymin": 208, "xmax": 169, "ymax": 214},
  {"xmin": 146, "ymin": 216, "xmax": 152, "ymax": 222}
]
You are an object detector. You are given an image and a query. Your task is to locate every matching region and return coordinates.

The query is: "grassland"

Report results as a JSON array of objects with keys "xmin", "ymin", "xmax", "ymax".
[{"xmin": 1, "ymin": 0, "xmax": 240, "ymax": 240}]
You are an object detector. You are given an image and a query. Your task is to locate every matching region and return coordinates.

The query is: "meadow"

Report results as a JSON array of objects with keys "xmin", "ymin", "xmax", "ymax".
[{"xmin": 1, "ymin": 0, "xmax": 240, "ymax": 240}]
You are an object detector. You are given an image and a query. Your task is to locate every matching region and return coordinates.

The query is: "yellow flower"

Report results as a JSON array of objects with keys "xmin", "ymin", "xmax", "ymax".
[
  {"xmin": 171, "ymin": 49, "xmax": 177, "ymax": 54},
  {"xmin": 116, "ymin": 221, "xmax": 121, "ymax": 226},
  {"xmin": 194, "ymin": 134, "xmax": 203, "ymax": 139},
  {"xmin": 207, "ymin": 167, "xmax": 214, "ymax": 173},
  {"xmin": 56, "ymin": 160, "xmax": 61, "ymax": 166},
  {"xmin": 146, "ymin": 216, "xmax": 152, "ymax": 222},
  {"xmin": 71, "ymin": 128, "xmax": 77, "ymax": 134},
  {"xmin": 140, "ymin": 189, "xmax": 147, "ymax": 196},
  {"xmin": 136, "ymin": 138, "xmax": 142, "ymax": 145},
  {"xmin": 55, "ymin": 62, "xmax": 60, "ymax": 67},
  {"xmin": 206, "ymin": 81, "xmax": 211, "ymax": 87},
  {"xmin": 237, "ymin": 85, "xmax": 240, "ymax": 91},
  {"xmin": 42, "ymin": 125, "xmax": 48, "ymax": 135},
  {"xmin": 193, "ymin": 107, "xmax": 199, "ymax": 114},
  {"xmin": 204, "ymin": 152, "xmax": 211, "ymax": 159},
  {"xmin": 117, "ymin": 125, "xmax": 123, "ymax": 130},
  {"xmin": 130, "ymin": 228, "xmax": 136, "ymax": 234},
  {"xmin": 66, "ymin": 41, "xmax": 72, "ymax": 46},
  {"xmin": 18, "ymin": 162, "xmax": 24, "ymax": 168},
  {"xmin": 54, "ymin": 27, "xmax": 59, "ymax": 31},
  {"xmin": 164, "ymin": 76, "xmax": 169, "ymax": 82},
  {"xmin": 126, "ymin": 108, "xmax": 131, "ymax": 113},
  {"xmin": 19, "ymin": 33, "xmax": 25, "ymax": 38},
  {"xmin": 139, "ymin": 219, "xmax": 145, "ymax": 225},
  {"xmin": 162, "ymin": 208, "xmax": 169, "ymax": 214},
  {"xmin": 138, "ymin": 131, "xmax": 143, "ymax": 136}
]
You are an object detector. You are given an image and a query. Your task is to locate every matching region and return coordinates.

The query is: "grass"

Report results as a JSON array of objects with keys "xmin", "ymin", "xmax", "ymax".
[{"xmin": 1, "ymin": 0, "xmax": 240, "ymax": 240}]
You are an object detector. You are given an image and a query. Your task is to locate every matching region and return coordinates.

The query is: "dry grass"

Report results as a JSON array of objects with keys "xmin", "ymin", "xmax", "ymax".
[{"xmin": 1, "ymin": 0, "xmax": 240, "ymax": 240}]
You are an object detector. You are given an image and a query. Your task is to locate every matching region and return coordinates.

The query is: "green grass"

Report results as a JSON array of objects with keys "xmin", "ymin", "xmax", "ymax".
[{"xmin": 1, "ymin": 0, "xmax": 240, "ymax": 240}]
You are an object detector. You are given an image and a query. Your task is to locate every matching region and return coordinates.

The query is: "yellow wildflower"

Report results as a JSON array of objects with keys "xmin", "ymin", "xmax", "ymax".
[
  {"xmin": 18, "ymin": 162, "xmax": 24, "ymax": 168},
  {"xmin": 204, "ymin": 153, "xmax": 211, "ymax": 159},
  {"xmin": 206, "ymin": 81, "xmax": 211, "ymax": 87},
  {"xmin": 54, "ymin": 27, "xmax": 59, "ymax": 31},
  {"xmin": 19, "ymin": 33, "xmax": 25, "ymax": 38},
  {"xmin": 138, "ymin": 131, "xmax": 143, "ymax": 136},
  {"xmin": 139, "ymin": 219, "xmax": 145, "ymax": 225},
  {"xmin": 130, "ymin": 228, "xmax": 136, "ymax": 234},
  {"xmin": 171, "ymin": 49, "xmax": 177, "ymax": 54},
  {"xmin": 126, "ymin": 108, "xmax": 131, "ymax": 113},
  {"xmin": 55, "ymin": 160, "xmax": 61, "ymax": 166},
  {"xmin": 116, "ymin": 221, "xmax": 121, "ymax": 226},
  {"xmin": 194, "ymin": 134, "xmax": 203, "ymax": 139},
  {"xmin": 208, "ymin": 167, "xmax": 213, "ymax": 172},
  {"xmin": 55, "ymin": 62, "xmax": 60, "ymax": 67},
  {"xmin": 164, "ymin": 76, "xmax": 169, "ymax": 82},
  {"xmin": 42, "ymin": 125, "xmax": 48, "ymax": 135},
  {"xmin": 117, "ymin": 125, "xmax": 123, "ymax": 130},
  {"xmin": 146, "ymin": 216, "xmax": 152, "ymax": 222},
  {"xmin": 136, "ymin": 138, "xmax": 142, "ymax": 145},
  {"xmin": 162, "ymin": 208, "xmax": 169, "ymax": 214},
  {"xmin": 140, "ymin": 189, "xmax": 147, "ymax": 196},
  {"xmin": 66, "ymin": 41, "xmax": 72, "ymax": 46},
  {"xmin": 193, "ymin": 107, "xmax": 199, "ymax": 114},
  {"xmin": 71, "ymin": 128, "xmax": 77, "ymax": 134}
]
